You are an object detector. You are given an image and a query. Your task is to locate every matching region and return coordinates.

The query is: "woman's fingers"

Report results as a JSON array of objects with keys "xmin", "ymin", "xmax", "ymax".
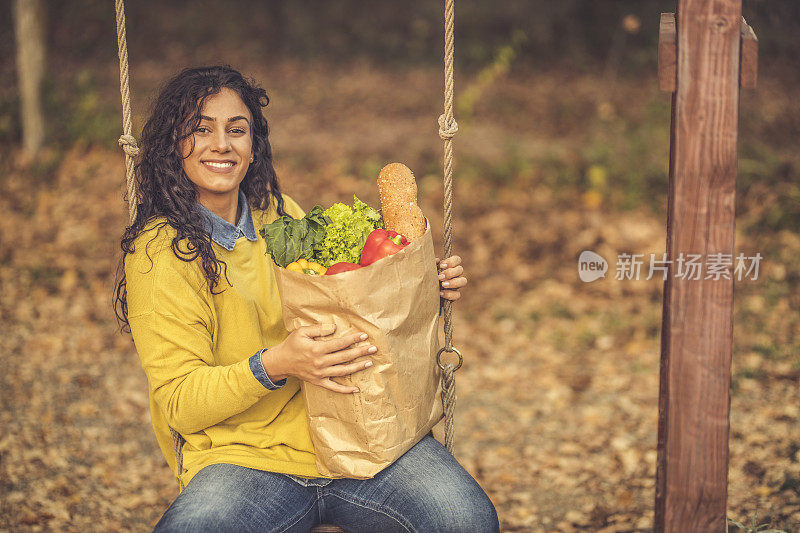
[
  {"xmin": 314, "ymin": 347, "xmax": 374, "ymax": 393},
  {"xmin": 324, "ymin": 343, "xmax": 376, "ymax": 366},
  {"xmin": 437, "ymin": 255, "xmax": 461, "ymax": 269},
  {"xmin": 440, "ymin": 289, "xmax": 462, "ymax": 301},
  {"xmin": 440, "ymin": 275, "xmax": 467, "ymax": 289},
  {"xmin": 302, "ymin": 323, "xmax": 337, "ymax": 339},
  {"xmin": 318, "ymin": 378, "xmax": 360, "ymax": 394},
  {"xmin": 325, "ymin": 358, "xmax": 373, "ymax": 377},
  {"xmin": 317, "ymin": 330, "xmax": 367, "ymax": 353},
  {"xmin": 438, "ymin": 256, "xmax": 465, "ymax": 296},
  {"xmin": 438, "ymin": 265, "xmax": 464, "ymax": 282}
]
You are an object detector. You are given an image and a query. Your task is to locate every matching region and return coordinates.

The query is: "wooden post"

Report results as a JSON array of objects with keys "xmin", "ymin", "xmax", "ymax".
[{"xmin": 655, "ymin": 2, "xmax": 756, "ymax": 532}]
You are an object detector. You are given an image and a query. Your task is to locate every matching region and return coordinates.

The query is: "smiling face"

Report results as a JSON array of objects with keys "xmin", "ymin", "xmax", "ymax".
[{"xmin": 179, "ymin": 87, "xmax": 254, "ymax": 211}]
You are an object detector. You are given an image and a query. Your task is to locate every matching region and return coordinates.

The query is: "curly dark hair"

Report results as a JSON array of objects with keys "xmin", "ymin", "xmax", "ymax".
[{"xmin": 113, "ymin": 65, "xmax": 288, "ymax": 333}]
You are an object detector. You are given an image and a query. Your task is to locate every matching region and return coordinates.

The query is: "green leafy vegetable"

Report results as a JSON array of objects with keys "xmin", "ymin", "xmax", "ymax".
[
  {"xmin": 317, "ymin": 196, "xmax": 384, "ymax": 267},
  {"xmin": 259, "ymin": 205, "xmax": 330, "ymax": 267}
]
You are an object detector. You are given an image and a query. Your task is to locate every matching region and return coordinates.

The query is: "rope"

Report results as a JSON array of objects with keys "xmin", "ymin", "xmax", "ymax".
[
  {"xmin": 438, "ymin": 0, "xmax": 460, "ymax": 455},
  {"xmin": 115, "ymin": 0, "xmax": 188, "ymax": 489},
  {"xmin": 441, "ymin": 363, "xmax": 457, "ymax": 451},
  {"xmin": 114, "ymin": 0, "xmax": 139, "ymax": 225}
]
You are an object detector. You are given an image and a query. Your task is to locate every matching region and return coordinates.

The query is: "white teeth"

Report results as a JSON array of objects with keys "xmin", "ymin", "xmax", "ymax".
[{"xmin": 204, "ymin": 161, "xmax": 235, "ymax": 168}]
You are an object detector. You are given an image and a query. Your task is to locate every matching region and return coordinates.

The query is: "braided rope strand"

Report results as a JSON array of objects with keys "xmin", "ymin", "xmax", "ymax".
[
  {"xmin": 114, "ymin": 0, "xmax": 139, "ymax": 225},
  {"xmin": 438, "ymin": 0, "xmax": 459, "ymax": 455},
  {"xmin": 441, "ymin": 364, "xmax": 457, "ymax": 451}
]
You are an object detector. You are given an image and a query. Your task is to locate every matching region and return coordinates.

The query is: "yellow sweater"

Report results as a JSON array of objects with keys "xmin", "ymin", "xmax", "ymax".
[{"xmin": 126, "ymin": 193, "xmax": 326, "ymax": 489}]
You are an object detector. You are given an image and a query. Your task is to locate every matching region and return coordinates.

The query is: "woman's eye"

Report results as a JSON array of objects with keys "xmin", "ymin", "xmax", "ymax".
[{"xmin": 194, "ymin": 126, "xmax": 246, "ymax": 134}]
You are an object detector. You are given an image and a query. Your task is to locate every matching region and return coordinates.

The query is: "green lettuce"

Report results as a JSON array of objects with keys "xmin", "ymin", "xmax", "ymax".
[
  {"xmin": 317, "ymin": 195, "xmax": 384, "ymax": 267},
  {"xmin": 259, "ymin": 205, "xmax": 330, "ymax": 268}
]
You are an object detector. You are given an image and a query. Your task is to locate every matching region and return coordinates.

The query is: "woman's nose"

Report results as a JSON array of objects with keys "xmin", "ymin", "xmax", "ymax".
[{"xmin": 211, "ymin": 130, "xmax": 231, "ymax": 152}]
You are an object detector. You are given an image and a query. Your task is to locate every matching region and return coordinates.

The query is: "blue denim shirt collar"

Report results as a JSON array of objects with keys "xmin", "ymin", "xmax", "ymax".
[{"xmin": 195, "ymin": 189, "xmax": 258, "ymax": 251}]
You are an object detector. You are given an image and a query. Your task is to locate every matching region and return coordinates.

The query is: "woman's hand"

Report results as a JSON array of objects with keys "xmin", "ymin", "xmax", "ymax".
[
  {"xmin": 436, "ymin": 255, "xmax": 467, "ymax": 301},
  {"xmin": 263, "ymin": 324, "xmax": 375, "ymax": 394}
]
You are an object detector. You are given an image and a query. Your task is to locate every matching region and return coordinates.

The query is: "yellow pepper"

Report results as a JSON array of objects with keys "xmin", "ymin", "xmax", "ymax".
[
  {"xmin": 287, "ymin": 259, "xmax": 327, "ymax": 276},
  {"xmin": 286, "ymin": 262, "xmax": 304, "ymax": 274}
]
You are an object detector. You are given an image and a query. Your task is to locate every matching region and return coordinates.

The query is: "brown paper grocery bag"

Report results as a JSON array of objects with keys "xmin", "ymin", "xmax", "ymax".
[{"xmin": 272, "ymin": 222, "xmax": 443, "ymax": 479}]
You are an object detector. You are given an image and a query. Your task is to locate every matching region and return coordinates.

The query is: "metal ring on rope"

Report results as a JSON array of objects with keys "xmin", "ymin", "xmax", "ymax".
[{"xmin": 436, "ymin": 346, "xmax": 463, "ymax": 372}]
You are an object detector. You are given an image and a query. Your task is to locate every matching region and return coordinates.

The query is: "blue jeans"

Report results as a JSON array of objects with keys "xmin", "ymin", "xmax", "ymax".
[{"xmin": 153, "ymin": 435, "xmax": 499, "ymax": 532}]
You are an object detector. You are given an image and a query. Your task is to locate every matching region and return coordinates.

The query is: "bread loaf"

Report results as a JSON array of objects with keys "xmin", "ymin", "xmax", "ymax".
[{"xmin": 377, "ymin": 163, "xmax": 426, "ymax": 241}]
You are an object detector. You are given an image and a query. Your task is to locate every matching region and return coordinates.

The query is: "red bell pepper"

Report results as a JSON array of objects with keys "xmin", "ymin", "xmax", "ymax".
[
  {"xmin": 360, "ymin": 229, "xmax": 409, "ymax": 266},
  {"xmin": 325, "ymin": 262, "xmax": 363, "ymax": 275}
]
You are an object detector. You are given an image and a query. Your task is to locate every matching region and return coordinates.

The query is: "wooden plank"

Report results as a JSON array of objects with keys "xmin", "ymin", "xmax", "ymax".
[
  {"xmin": 654, "ymin": 0, "xmax": 742, "ymax": 531},
  {"xmin": 656, "ymin": 86, "xmax": 678, "ymax": 533},
  {"xmin": 659, "ymin": 13, "xmax": 677, "ymax": 92},
  {"xmin": 740, "ymin": 17, "xmax": 758, "ymax": 88}
]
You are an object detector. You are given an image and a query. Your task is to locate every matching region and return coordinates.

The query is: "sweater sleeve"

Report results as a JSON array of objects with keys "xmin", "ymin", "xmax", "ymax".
[{"xmin": 126, "ymin": 239, "xmax": 273, "ymax": 435}]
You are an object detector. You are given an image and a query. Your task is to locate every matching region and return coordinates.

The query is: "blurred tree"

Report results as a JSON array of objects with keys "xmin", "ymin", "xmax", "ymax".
[{"xmin": 13, "ymin": 0, "xmax": 46, "ymax": 158}]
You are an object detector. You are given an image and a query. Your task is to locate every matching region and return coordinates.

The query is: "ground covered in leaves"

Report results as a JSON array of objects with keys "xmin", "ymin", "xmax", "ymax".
[{"xmin": 1, "ymin": 62, "xmax": 798, "ymax": 531}]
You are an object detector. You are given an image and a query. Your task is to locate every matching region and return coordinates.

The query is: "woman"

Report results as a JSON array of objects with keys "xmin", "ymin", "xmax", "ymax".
[{"xmin": 114, "ymin": 65, "xmax": 498, "ymax": 532}]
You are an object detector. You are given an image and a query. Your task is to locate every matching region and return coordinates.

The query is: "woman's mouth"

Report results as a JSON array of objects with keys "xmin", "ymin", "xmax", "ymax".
[{"xmin": 202, "ymin": 161, "xmax": 237, "ymax": 173}]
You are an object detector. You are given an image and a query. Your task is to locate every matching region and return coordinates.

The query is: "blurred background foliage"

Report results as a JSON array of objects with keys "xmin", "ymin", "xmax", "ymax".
[
  {"xmin": 2, "ymin": 0, "xmax": 796, "ymax": 71},
  {"xmin": 0, "ymin": 0, "xmax": 797, "ymax": 236}
]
